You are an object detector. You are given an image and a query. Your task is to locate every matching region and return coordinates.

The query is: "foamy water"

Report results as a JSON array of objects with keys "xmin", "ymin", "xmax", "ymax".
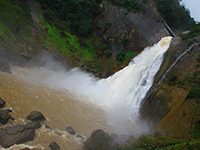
[
  {"xmin": 23, "ymin": 36, "xmax": 172, "ymax": 135},
  {"xmin": 0, "ymin": 36, "xmax": 172, "ymax": 149}
]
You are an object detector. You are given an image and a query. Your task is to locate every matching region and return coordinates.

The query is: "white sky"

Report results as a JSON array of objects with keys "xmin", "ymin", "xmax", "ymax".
[{"xmin": 181, "ymin": 0, "xmax": 200, "ymax": 22}]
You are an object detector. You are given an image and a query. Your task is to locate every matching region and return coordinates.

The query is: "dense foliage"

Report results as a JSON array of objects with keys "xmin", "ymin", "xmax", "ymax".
[
  {"xmin": 38, "ymin": 0, "xmax": 102, "ymax": 37},
  {"xmin": 183, "ymin": 24, "xmax": 200, "ymax": 40},
  {"xmin": 186, "ymin": 53, "xmax": 200, "ymax": 99},
  {"xmin": 120, "ymin": 135, "xmax": 200, "ymax": 150},
  {"xmin": 154, "ymin": 0, "xmax": 196, "ymax": 31},
  {"xmin": 108, "ymin": 0, "xmax": 145, "ymax": 13}
]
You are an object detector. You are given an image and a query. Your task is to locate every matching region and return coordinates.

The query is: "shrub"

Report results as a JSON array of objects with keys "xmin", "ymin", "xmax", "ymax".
[
  {"xmin": 187, "ymin": 86, "xmax": 200, "ymax": 99},
  {"xmin": 183, "ymin": 24, "xmax": 200, "ymax": 40},
  {"xmin": 38, "ymin": 0, "xmax": 102, "ymax": 37},
  {"xmin": 108, "ymin": 0, "xmax": 145, "ymax": 13},
  {"xmin": 154, "ymin": 0, "xmax": 196, "ymax": 31},
  {"xmin": 104, "ymin": 49, "xmax": 112, "ymax": 57}
]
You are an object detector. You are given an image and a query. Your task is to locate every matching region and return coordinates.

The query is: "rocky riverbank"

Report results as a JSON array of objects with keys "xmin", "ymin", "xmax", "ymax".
[
  {"xmin": 0, "ymin": 97, "xmax": 88, "ymax": 149},
  {"xmin": 0, "ymin": 67, "xmax": 112, "ymax": 149}
]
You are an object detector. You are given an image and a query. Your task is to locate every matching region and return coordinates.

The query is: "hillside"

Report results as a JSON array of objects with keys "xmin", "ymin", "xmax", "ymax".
[{"xmin": 0, "ymin": 0, "xmax": 171, "ymax": 77}]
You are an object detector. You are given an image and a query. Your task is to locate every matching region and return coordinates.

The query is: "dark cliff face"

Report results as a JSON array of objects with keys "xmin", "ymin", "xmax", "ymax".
[
  {"xmin": 95, "ymin": 0, "xmax": 170, "ymax": 56},
  {"xmin": 140, "ymin": 35, "xmax": 200, "ymax": 137}
]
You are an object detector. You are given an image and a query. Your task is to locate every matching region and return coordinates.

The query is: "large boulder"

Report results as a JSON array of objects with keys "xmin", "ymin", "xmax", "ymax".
[
  {"xmin": 0, "ymin": 125, "xmax": 35, "ymax": 148},
  {"xmin": 27, "ymin": 111, "xmax": 45, "ymax": 121},
  {"xmin": 0, "ymin": 109, "xmax": 13, "ymax": 124},
  {"xmin": 0, "ymin": 98, "xmax": 6, "ymax": 108},
  {"xmin": 66, "ymin": 126, "xmax": 75, "ymax": 135},
  {"xmin": 84, "ymin": 129, "xmax": 112, "ymax": 150},
  {"xmin": 49, "ymin": 141, "xmax": 60, "ymax": 150}
]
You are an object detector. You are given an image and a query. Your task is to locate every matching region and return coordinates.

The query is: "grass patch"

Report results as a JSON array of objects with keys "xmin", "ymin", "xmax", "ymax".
[
  {"xmin": 116, "ymin": 51, "xmax": 135, "ymax": 66},
  {"xmin": 40, "ymin": 16, "xmax": 97, "ymax": 63}
]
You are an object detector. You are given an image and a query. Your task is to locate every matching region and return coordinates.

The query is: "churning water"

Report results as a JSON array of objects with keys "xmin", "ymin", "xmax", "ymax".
[
  {"xmin": 0, "ymin": 36, "xmax": 172, "ymax": 149},
  {"xmin": 35, "ymin": 36, "xmax": 172, "ymax": 135}
]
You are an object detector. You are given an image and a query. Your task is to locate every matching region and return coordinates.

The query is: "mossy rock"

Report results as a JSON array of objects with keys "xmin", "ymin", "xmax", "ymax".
[{"xmin": 84, "ymin": 130, "xmax": 113, "ymax": 150}]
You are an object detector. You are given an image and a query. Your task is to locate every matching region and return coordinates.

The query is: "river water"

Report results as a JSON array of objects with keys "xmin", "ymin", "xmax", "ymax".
[{"xmin": 0, "ymin": 67, "xmax": 112, "ymax": 149}]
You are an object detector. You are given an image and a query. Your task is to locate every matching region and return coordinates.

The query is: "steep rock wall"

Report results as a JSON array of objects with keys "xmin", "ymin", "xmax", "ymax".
[
  {"xmin": 140, "ymin": 35, "xmax": 200, "ymax": 137},
  {"xmin": 95, "ymin": 0, "xmax": 170, "ymax": 56}
]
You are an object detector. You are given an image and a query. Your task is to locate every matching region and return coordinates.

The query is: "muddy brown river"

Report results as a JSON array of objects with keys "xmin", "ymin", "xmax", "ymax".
[{"xmin": 0, "ymin": 67, "xmax": 112, "ymax": 150}]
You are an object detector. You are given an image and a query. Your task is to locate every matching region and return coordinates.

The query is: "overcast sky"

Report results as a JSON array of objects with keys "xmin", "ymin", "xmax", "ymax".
[{"xmin": 181, "ymin": 0, "xmax": 200, "ymax": 22}]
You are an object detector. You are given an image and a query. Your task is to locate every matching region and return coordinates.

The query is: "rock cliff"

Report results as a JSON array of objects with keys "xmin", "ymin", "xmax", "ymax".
[
  {"xmin": 140, "ymin": 35, "xmax": 200, "ymax": 137},
  {"xmin": 95, "ymin": 0, "xmax": 170, "ymax": 56}
]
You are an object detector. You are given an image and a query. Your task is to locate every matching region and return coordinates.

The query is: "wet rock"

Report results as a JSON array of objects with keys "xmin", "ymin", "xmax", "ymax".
[
  {"xmin": 84, "ymin": 129, "xmax": 112, "ymax": 150},
  {"xmin": 66, "ymin": 126, "xmax": 75, "ymax": 135},
  {"xmin": 27, "ymin": 111, "xmax": 45, "ymax": 121},
  {"xmin": 0, "ymin": 125, "xmax": 35, "ymax": 148},
  {"xmin": 0, "ymin": 61, "xmax": 11, "ymax": 74},
  {"xmin": 76, "ymin": 135, "xmax": 84, "ymax": 140},
  {"xmin": 49, "ymin": 141, "xmax": 60, "ymax": 150},
  {"xmin": 0, "ymin": 109, "xmax": 12, "ymax": 124},
  {"xmin": 54, "ymin": 132, "xmax": 61, "ymax": 136},
  {"xmin": 20, "ymin": 148, "xmax": 31, "ymax": 150},
  {"xmin": 4, "ymin": 125, "xmax": 25, "ymax": 134},
  {"xmin": 45, "ymin": 125, "xmax": 51, "ymax": 129},
  {"xmin": 0, "ymin": 98, "xmax": 6, "ymax": 108},
  {"xmin": 26, "ymin": 121, "xmax": 41, "ymax": 129}
]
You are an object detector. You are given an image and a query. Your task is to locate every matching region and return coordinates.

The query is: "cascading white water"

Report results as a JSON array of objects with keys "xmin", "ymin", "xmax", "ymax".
[{"xmin": 28, "ymin": 36, "xmax": 172, "ymax": 135}]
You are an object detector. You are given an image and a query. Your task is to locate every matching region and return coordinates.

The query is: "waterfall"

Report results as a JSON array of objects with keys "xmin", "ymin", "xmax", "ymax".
[{"xmin": 29, "ymin": 36, "xmax": 172, "ymax": 135}]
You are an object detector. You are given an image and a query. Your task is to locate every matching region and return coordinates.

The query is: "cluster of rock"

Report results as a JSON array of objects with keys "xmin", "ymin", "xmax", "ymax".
[
  {"xmin": 0, "ymin": 98, "xmax": 86, "ymax": 149},
  {"xmin": 0, "ymin": 98, "xmax": 13, "ymax": 124},
  {"xmin": 0, "ymin": 102, "xmax": 46, "ymax": 149}
]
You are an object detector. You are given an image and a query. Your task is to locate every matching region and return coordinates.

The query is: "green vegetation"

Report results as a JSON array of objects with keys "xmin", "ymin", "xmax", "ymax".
[
  {"xmin": 84, "ymin": 132, "xmax": 200, "ymax": 150},
  {"xmin": 191, "ymin": 121, "xmax": 200, "ymax": 139},
  {"xmin": 104, "ymin": 49, "xmax": 112, "ymax": 58},
  {"xmin": 38, "ymin": 0, "xmax": 102, "ymax": 37},
  {"xmin": 183, "ymin": 24, "xmax": 200, "ymax": 40},
  {"xmin": 167, "ymin": 73, "xmax": 178, "ymax": 85},
  {"xmin": 100, "ymin": 21, "xmax": 112, "ymax": 32},
  {"xmin": 153, "ymin": 0, "xmax": 196, "ymax": 31},
  {"xmin": 0, "ymin": 0, "xmax": 32, "ymax": 43},
  {"xmin": 0, "ymin": 22, "xmax": 15, "ymax": 43},
  {"xmin": 120, "ymin": 135, "xmax": 200, "ymax": 150},
  {"xmin": 185, "ymin": 54, "xmax": 200, "ymax": 99},
  {"xmin": 37, "ymin": 0, "xmax": 138, "ymax": 75},
  {"xmin": 108, "ymin": 0, "xmax": 145, "ymax": 13},
  {"xmin": 40, "ymin": 17, "xmax": 97, "ymax": 62},
  {"xmin": 116, "ymin": 51, "xmax": 135, "ymax": 66},
  {"xmin": 143, "ymin": 0, "xmax": 148, "ymax": 5}
]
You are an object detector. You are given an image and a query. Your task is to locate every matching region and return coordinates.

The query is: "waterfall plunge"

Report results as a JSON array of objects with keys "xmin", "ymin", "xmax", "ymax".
[{"xmin": 30, "ymin": 36, "xmax": 172, "ymax": 135}]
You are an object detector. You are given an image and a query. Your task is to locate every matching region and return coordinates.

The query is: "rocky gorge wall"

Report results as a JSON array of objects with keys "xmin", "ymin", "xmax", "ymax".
[
  {"xmin": 95, "ymin": 0, "xmax": 170, "ymax": 56},
  {"xmin": 0, "ymin": 0, "xmax": 170, "ymax": 77},
  {"xmin": 140, "ymin": 35, "xmax": 200, "ymax": 137}
]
